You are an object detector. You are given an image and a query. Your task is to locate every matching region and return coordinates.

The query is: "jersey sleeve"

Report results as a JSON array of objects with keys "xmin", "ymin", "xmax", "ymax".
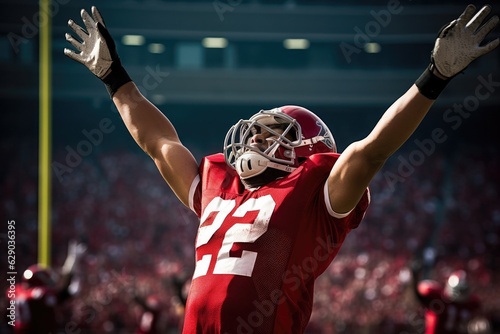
[
  {"xmin": 323, "ymin": 181, "xmax": 370, "ymax": 228},
  {"xmin": 306, "ymin": 153, "xmax": 370, "ymax": 230}
]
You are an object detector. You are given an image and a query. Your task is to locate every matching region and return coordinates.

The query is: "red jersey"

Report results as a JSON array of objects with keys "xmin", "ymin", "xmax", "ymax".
[
  {"xmin": 417, "ymin": 280, "xmax": 481, "ymax": 334},
  {"xmin": 184, "ymin": 153, "xmax": 369, "ymax": 333}
]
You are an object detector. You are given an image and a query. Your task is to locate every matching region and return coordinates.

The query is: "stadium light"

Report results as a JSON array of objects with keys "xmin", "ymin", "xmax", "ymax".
[
  {"xmin": 283, "ymin": 39, "xmax": 310, "ymax": 50},
  {"xmin": 148, "ymin": 43, "xmax": 166, "ymax": 54},
  {"xmin": 202, "ymin": 37, "xmax": 228, "ymax": 49},
  {"xmin": 122, "ymin": 35, "xmax": 146, "ymax": 46},
  {"xmin": 364, "ymin": 42, "xmax": 381, "ymax": 54}
]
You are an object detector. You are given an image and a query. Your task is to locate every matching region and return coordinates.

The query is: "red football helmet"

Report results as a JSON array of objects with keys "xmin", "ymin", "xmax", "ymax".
[
  {"xmin": 224, "ymin": 106, "xmax": 336, "ymax": 187},
  {"xmin": 444, "ymin": 270, "xmax": 470, "ymax": 301},
  {"xmin": 22, "ymin": 264, "xmax": 56, "ymax": 287}
]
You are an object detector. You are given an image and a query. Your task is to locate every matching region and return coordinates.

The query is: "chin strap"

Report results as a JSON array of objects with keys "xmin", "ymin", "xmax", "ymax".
[{"xmin": 240, "ymin": 164, "xmax": 294, "ymax": 189}]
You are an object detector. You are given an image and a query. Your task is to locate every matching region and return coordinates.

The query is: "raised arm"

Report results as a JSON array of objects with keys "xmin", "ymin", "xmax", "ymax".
[
  {"xmin": 64, "ymin": 7, "xmax": 199, "ymax": 206},
  {"xmin": 112, "ymin": 83, "xmax": 199, "ymax": 206},
  {"xmin": 59, "ymin": 240, "xmax": 86, "ymax": 299},
  {"xmin": 328, "ymin": 4, "xmax": 499, "ymax": 214}
]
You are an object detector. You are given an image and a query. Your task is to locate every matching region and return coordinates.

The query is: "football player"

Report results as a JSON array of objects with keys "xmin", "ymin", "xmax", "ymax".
[
  {"xmin": 7, "ymin": 240, "xmax": 86, "ymax": 334},
  {"xmin": 411, "ymin": 265, "xmax": 486, "ymax": 334},
  {"xmin": 64, "ymin": 4, "xmax": 498, "ymax": 333}
]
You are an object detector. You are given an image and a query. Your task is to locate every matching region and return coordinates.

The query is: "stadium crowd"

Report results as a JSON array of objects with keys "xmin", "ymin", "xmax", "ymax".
[{"xmin": 1, "ymin": 136, "xmax": 499, "ymax": 333}]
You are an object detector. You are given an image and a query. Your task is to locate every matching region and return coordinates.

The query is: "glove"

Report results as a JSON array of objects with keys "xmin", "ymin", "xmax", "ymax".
[
  {"xmin": 416, "ymin": 4, "xmax": 499, "ymax": 99},
  {"xmin": 64, "ymin": 6, "xmax": 132, "ymax": 97},
  {"xmin": 68, "ymin": 240, "xmax": 87, "ymax": 258},
  {"xmin": 432, "ymin": 4, "xmax": 499, "ymax": 78}
]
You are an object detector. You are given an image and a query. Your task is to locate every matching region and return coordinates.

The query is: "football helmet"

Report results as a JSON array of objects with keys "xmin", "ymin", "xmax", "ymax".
[
  {"xmin": 444, "ymin": 270, "xmax": 470, "ymax": 302},
  {"xmin": 22, "ymin": 264, "xmax": 56, "ymax": 287},
  {"xmin": 224, "ymin": 106, "xmax": 336, "ymax": 188}
]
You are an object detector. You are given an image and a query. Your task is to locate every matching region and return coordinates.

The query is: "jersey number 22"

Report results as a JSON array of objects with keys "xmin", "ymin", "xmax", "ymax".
[{"xmin": 193, "ymin": 195, "xmax": 275, "ymax": 278}]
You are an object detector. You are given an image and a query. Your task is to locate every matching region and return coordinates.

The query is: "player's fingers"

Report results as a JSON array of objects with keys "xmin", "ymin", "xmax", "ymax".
[
  {"xmin": 92, "ymin": 6, "xmax": 106, "ymax": 27},
  {"xmin": 457, "ymin": 4, "xmax": 477, "ymax": 27},
  {"xmin": 475, "ymin": 15, "xmax": 499, "ymax": 42},
  {"xmin": 67, "ymin": 19, "xmax": 88, "ymax": 42},
  {"xmin": 64, "ymin": 48, "xmax": 84, "ymax": 64},
  {"xmin": 475, "ymin": 38, "xmax": 500, "ymax": 57},
  {"xmin": 466, "ymin": 5, "xmax": 492, "ymax": 32},
  {"xmin": 80, "ymin": 9, "xmax": 96, "ymax": 32},
  {"xmin": 65, "ymin": 33, "xmax": 83, "ymax": 51}
]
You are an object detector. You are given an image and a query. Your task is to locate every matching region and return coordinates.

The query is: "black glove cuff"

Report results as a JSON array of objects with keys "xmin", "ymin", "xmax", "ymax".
[
  {"xmin": 415, "ymin": 64, "xmax": 451, "ymax": 100},
  {"xmin": 101, "ymin": 61, "xmax": 132, "ymax": 98}
]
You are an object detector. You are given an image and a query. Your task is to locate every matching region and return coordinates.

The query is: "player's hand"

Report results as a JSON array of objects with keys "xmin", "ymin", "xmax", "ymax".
[
  {"xmin": 68, "ymin": 240, "xmax": 87, "ymax": 258},
  {"xmin": 64, "ymin": 6, "xmax": 131, "ymax": 97},
  {"xmin": 64, "ymin": 6, "xmax": 113, "ymax": 78},
  {"xmin": 432, "ymin": 4, "xmax": 499, "ymax": 78}
]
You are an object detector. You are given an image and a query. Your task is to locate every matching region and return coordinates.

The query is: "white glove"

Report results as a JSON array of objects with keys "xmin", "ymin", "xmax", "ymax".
[
  {"xmin": 64, "ymin": 6, "xmax": 132, "ymax": 97},
  {"xmin": 68, "ymin": 240, "xmax": 87, "ymax": 258},
  {"xmin": 432, "ymin": 4, "xmax": 499, "ymax": 78},
  {"xmin": 64, "ymin": 6, "xmax": 112, "ymax": 78}
]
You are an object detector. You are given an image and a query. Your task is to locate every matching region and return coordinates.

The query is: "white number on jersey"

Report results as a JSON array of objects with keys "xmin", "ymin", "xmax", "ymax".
[{"xmin": 193, "ymin": 195, "xmax": 276, "ymax": 278}]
